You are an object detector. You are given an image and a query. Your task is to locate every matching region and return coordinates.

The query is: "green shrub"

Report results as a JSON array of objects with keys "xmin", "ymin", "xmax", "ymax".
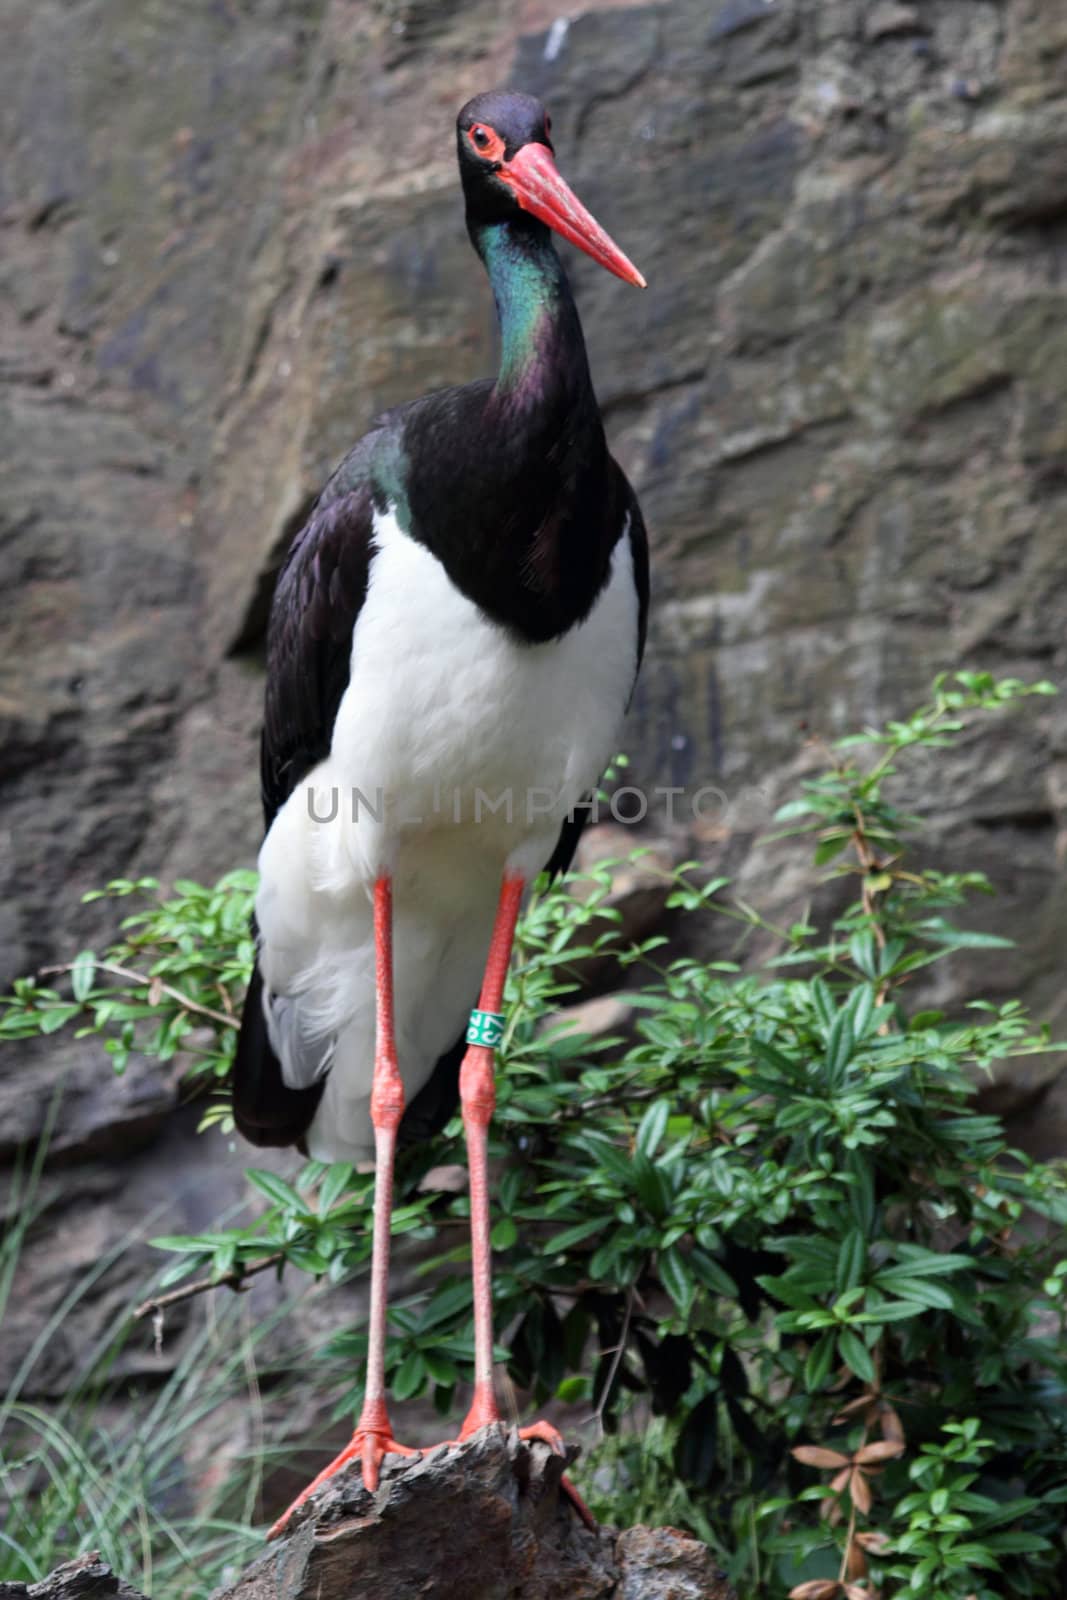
[{"xmin": 4, "ymin": 672, "xmax": 1066, "ymax": 1598}]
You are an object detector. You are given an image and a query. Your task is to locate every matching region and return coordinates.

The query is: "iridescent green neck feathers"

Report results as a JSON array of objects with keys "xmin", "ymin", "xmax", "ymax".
[{"xmin": 474, "ymin": 220, "xmax": 587, "ymax": 398}]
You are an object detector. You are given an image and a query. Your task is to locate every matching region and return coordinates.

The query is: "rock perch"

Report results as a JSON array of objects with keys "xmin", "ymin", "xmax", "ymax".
[{"xmin": 2, "ymin": 1429, "xmax": 734, "ymax": 1600}]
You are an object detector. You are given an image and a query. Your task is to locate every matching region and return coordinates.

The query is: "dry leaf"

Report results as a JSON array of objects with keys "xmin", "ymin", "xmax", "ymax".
[
  {"xmin": 880, "ymin": 1404, "xmax": 905, "ymax": 1443},
  {"xmin": 856, "ymin": 1530, "xmax": 890, "ymax": 1553},
  {"xmin": 148, "ymin": 976, "xmax": 164, "ymax": 1006},
  {"xmin": 854, "ymin": 1439, "xmax": 906, "ymax": 1465},
  {"xmin": 793, "ymin": 1445, "xmax": 851, "ymax": 1469},
  {"xmin": 850, "ymin": 1466, "xmax": 873, "ymax": 1514},
  {"xmin": 788, "ymin": 1582, "xmax": 841, "ymax": 1600},
  {"xmin": 834, "ymin": 1393, "xmax": 877, "ymax": 1423},
  {"xmin": 847, "ymin": 1539, "xmax": 868, "ymax": 1578}
]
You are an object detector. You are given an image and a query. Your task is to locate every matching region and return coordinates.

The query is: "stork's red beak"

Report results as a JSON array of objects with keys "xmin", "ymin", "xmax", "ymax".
[{"xmin": 501, "ymin": 143, "xmax": 646, "ymax": 289}]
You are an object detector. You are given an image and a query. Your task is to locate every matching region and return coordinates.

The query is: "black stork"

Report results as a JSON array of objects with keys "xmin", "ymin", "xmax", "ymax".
[{"xmin": 232, "ymin": 88, "xmax": 649, "ymax": 1538}]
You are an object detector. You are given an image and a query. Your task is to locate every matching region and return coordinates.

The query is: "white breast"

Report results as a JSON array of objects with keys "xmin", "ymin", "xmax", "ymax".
[{"xmin": 255, "ymin": 505, "xmax": 639, "ymax": 1160}]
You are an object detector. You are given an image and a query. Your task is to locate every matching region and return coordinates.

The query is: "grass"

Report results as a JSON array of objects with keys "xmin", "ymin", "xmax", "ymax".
[{"xmin": 0, "ymin": 1107, "xmax": 312, "ymax": 1599}]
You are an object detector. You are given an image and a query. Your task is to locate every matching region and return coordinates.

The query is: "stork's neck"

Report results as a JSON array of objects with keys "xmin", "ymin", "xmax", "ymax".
[
  {"xmin": 472, "ymin": 218, "xmax": 598, "ymax": 417},
  {"xmin": 401, "ymin": 212, "xmax": 617, "ymax": 644}
]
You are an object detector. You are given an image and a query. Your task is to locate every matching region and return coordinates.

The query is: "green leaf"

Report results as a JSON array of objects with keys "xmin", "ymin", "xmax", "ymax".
[
  {"xmin": 804, "ymin": 1331, "xmax": 836, "ymax": 1393},
  {"xmin": 491, "ymin": 1216, "xmax": 518, "ymax": 1250},
  {"xmin": 632, "ymin": 1155, "xmax": 672, "ymax": 1219},
  {"xmin": 844, "ymin": 983, "xmax": 877, "ymax": 1041},
  {"xmin": 848, "ymin": 933, "xmax": 878, "ymax": 979},
  {"xmin": 774, "ymin": 799, "xmax": 819, "ymax": 821},
  {"xmin": 889, "ymin": 1247, "xmax": 974, "ymax": 1277},
  {"xmin": 845, "ymin": 1152, "xmax": 876, "ymax": 1235},
  {"xmin": 285, "ymin": 1246, "xmax": 329, "ymax": 1274},
  {"xmin": 851, "ymin": 1301, "xmax": 924, "ymax": 1324},
  {"xmin": 318, "ymin": 1163, "xmax": 354, "ymax": 1216},
  {"xmin": 551, "ymin": 1216, "xmax": 608, "ymax": 1253},
  {"xmin": 825, "ymin": 1010, "xmax": 855, "ymax": 1087},
  {"xmin": 70, "ymin": 950, "xmax": 97, "ymax": 1002},
  {"xmin": 246, "ymin": 1169, "xmax": 306, "ymax": 1212},
  {"xmin": 636, "ymin": 1099, "xmax": 670, "ymax": 1159},
  {"xmin": 688, "ymin": 1248, "xmax": 739, "ymax": 1298},
  {"xmin": 874, "ymin": 1275, "xmax": 955, "ymax": 1310},
  {"xmin": 580, "ymin": 1134, "xmax": 635, "ymax": 1186},
  {"xmin": 919, "ymin": 920, "xmax": 1015, "ymax": 950},
  {"xmin": 420, "ymin": 1349, "xmax": 459, "ymax": 1386},
  {"xmin": 984, "ymin": 1531, "xmax": 1052, "ymax": 1554},
  {"xmin": 659, "ymin": 1245, "xmax": 695, "ymax": 1315},
  {"xmin": 39, "ymin": 1005, "xmax": 80, "ymax": 1034},
  {"xmin": 392, "ymin": 1349, "xmax": 427, "ymax": 1401},
  {"xmin": 811, "ymin": 979, "xmax": 836, "ymax": 1032},
  {"xmin": 417, "ymin": 1278, "xmax": 472, "ymax": 1333},
  {"xmin": 835, "ymin": 1227, "xmax": 867, "ymax": 1293},
  {"xmin": 837, "ymin": 1327, "xmax": 875, "ymax": 1383}
]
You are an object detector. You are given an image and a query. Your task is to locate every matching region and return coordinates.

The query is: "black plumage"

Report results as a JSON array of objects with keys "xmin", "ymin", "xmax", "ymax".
[{"xmin": 233, "ymin": 88, "xmax": 648, "ymax": 1154}]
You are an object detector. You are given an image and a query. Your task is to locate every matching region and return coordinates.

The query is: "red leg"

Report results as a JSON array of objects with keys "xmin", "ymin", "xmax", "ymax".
[
  {"xmin": 267, "ymin": 875, "xmax": 416, "ymax": 1540},
  {"xmin": 457, "ymin": 872, "xmax": 525, "ymax": 1437},
  {"xmin": 454, "ymin": 874, "xmax": 596, "ymax": 1531}
]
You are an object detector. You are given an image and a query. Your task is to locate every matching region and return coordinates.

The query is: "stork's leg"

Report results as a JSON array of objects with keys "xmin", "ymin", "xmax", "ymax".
[
  {"xmin": 456, "ymin": 872, "xmax": 525, "ymax": 1438},
  {"xmin": 266, "ymin": 875, "xmax": 416, "ymax": 1541},
  {"xmin": 453, "ymin": 873, "xmax": 596, "ymax": 1529}
]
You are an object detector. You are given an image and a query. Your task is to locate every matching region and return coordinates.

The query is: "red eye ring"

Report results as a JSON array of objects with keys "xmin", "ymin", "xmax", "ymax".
[{"xmin": 466, "ymin": 123, "xmax": 505, "ymax": 162}]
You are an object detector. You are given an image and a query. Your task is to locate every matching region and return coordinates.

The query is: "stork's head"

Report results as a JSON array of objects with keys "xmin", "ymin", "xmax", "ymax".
[{"xmin": 456, "ymin": 89, "xmax": 645, "ymax": 289}]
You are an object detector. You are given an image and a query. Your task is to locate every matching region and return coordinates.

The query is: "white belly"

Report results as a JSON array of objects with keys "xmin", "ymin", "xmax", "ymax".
[{"xmin": 255, "ymin": 505, "xmax": 639, "ymax": 1159}]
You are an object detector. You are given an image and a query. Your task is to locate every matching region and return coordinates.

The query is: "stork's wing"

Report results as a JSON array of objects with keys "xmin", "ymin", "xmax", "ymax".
[
  {"xmin": 234, "ymin": 482, "xmax": 375, "ymax": 1148},
  {"xmin": 623, "ymin": 471, "xmax": 651, "ymax": 675},
  {"xmin": 259, "ymin": 482, "xmax": 376, "ymax": 826},
  {"xmin": 542, "ymin": 470, "xmax": 649, "ymax": 880}
]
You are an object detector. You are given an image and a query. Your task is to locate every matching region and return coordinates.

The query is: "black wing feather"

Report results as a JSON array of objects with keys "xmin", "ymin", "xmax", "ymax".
[
  {"xmin": 259, "ymin": 484, "xmax": 376, "ymax": 827},
  {"xmin": 233, "ymin": 485, "xmax": 375, "ymax": 1148},
  {"xmin": 624, "ymin": 469, "xmax": 651, "ymax": 672}
]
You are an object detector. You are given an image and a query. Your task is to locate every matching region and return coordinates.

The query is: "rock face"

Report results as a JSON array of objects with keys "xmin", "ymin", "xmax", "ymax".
[
  {"xmin": 3, "ymin": 0, "xmax": 1067, "ymax": 1530},
  {"xmin": 1, "ymin": 1432, "xmax": 735, "ymax": 1600},
  {"xmin": 3, "ymin": 0, "xmax": 1066, "ymax": 1049}
]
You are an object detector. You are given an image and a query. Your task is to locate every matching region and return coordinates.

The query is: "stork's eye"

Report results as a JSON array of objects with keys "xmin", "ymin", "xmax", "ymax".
[
  {"xmin": 466, "ymin": 123, "xmax": 505, "ymax": 162},
  {"xmin": 544, "ymin": 114, "xmax": 552, "ymax": 136}
]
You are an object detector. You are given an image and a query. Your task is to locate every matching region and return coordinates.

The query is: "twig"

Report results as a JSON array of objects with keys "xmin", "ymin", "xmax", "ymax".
[
  {"xmin": 41, "ymin": 960, "xmax": 238, "ymax": 1029},
  {"xmin": 585, "ymin": 1275, "xmax": 640, "ymax": 1440},
  {"xmin": 553, "ymin": 1080, "xmax": 659, "ymax": 1120},
  {"xmin": 132, "ymin": 1251, "xmax": 285, "ymax": 1321}
]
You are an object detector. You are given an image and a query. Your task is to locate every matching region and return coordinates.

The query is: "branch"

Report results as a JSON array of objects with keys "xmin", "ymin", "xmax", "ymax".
[
  {"xmin": 41, "ymin": 960, "xmax": 238, "ymax": 1029},
  {"xmin": 132, "ymin": 1250, "xmax": 285, "ymax": 1321},
  {"xmin": 586, "ymin": 1273, "xmax": 640, "ymax": 1439}
]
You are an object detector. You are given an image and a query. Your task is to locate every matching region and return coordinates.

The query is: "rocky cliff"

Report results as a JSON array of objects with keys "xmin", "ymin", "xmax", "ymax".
[{"xmin": 2, "ymin": 0, "xmax": 1067, "ymax": 1522}]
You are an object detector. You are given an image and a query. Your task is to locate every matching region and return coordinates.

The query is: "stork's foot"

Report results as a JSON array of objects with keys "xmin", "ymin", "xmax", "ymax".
[
  {"xmin": 444, "ymin": 1412, "xmax": 596, "ymax": 1532},
  {"xmin": 517, "ymin": 1421, "xmax": 597, "ymax": 1531},
  {"xmin": 266, "ymin": 1424, "xmax": 417, "ymax": 1540}
]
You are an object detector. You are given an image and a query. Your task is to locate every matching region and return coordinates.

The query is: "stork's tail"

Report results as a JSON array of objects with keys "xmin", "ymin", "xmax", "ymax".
[{"xmin": 232, "ymin": 959, "xmax": 326, "ymax": 1149}]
